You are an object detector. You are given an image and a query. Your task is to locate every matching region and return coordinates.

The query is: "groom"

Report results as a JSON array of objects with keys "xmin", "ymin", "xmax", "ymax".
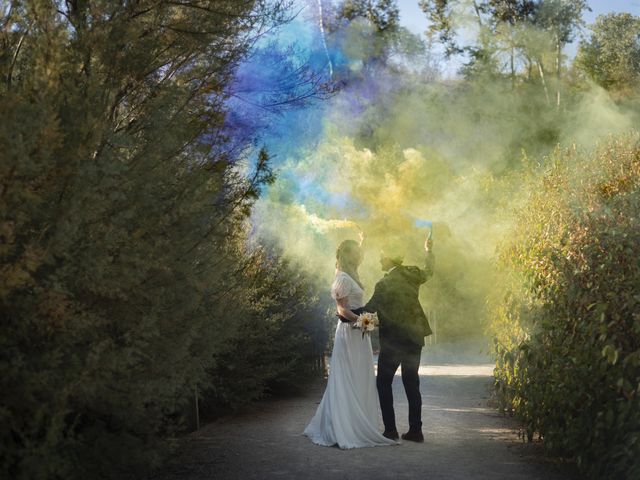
[{"xmin": 364, "ymin": 235, "xmax": 435, "ymax": 442}]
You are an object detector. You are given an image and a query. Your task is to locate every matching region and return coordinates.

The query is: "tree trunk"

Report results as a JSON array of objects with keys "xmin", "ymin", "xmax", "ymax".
[
  {"xmin": 510, "ymin": 45, "xmax": 515, "ymax": 89},
  {"xmin": 6, "ymin": 32, "xmax": 27, "ymax": 90},
  {"xmin": 523, "ymin": 53, "xmax": 533, "ymax": 82},
  {"xmin": 555, "ymin": 35, "xmax": 561, "ymax": 109},
  {"xmin": 537, "ymin": 60, "xmax": 551, "ymax": 106},
  {"xmin": 472, "ymin": 1, "xmax": 483, "ymax": 27},
  {"xmin": 316, "ymin": 0, "xmax": 333, "ymax": 78}
]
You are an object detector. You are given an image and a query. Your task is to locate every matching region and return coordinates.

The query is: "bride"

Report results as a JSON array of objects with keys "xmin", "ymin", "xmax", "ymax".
[{"xmin": 303, "ymin": 238, "xmax": 397, "ymax": 449}]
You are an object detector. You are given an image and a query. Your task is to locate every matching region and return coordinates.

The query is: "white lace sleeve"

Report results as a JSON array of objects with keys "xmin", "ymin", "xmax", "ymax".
[{"xmin": 331, "ymin": 273, "xmax": 352, "ymax": 300}]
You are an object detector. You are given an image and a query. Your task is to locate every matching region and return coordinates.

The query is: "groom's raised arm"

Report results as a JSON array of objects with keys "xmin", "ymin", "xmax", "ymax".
[{"xmin": 418, "ymin": 250, "xmax": 435, "ymax": 285}]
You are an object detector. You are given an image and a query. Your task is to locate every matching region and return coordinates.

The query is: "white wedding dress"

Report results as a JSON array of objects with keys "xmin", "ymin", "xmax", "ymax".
[{"xmin": 303, "ymin": 271, "xmax": 397, "ymax": 449}]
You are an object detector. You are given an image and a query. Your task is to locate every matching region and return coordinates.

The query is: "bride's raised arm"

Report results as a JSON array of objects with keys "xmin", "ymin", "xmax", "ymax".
[{"xmin": 419, "ymin": 235, "xmax": 435, "ymax": 284}]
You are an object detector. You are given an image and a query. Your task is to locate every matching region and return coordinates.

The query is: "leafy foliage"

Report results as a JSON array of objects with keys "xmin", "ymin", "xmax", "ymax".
[
  {"xmin": 203, "ymin": 247, "xmax": 331, "ymax": 412},
  {"xmin": 338, "ymin": 0, "xmax": 400, "ymax": 32},
  {"xmin": 576, "ymin": 13, "xmax": 640, "ymax": 95},
  {"xmin": 420, "ymin": 0, "xmax": 589, "ymax": 106},
  {"xmin": 491, "ymin": 134, "xmax": 640, "ymax": 478},
  {"xmin": 322, "ymin": 0, "xmax": 430, "ymax": 74},
  {"xmin": 0, "ymin": 2, "xmax": 329, "ymax": 479}
]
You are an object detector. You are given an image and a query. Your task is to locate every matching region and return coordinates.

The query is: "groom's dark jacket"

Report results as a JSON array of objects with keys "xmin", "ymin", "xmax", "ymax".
[{"xmin": 364, "ymin": 252, "xmax": 435, "ymax": 349}]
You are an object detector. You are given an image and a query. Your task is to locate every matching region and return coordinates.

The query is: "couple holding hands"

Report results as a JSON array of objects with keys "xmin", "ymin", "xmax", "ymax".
[{"xmin": 304, "ymin": 230, "xmax": 435, "ymax": 448}]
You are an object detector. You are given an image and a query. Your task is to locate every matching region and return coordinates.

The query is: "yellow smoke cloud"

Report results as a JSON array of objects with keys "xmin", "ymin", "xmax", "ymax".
[
  {"xmin": 294, "ymin": 205, "xmax": 360, "ymax": 234},
  {"xmin": 253, "ymin": 77, "xmax": 637, "ymax": 341}
]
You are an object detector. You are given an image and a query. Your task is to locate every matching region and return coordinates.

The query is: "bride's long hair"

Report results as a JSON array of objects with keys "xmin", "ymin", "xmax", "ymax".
[{"xmin": 336, "ymin": 239, "xmax": 364, "ymax": 289}]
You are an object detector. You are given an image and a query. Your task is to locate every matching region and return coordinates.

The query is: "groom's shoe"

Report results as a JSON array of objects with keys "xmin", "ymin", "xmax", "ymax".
[
  {"xmin": 401, "ymin": 430, "xmax": 424, "ymax": 443},
  {"xmin": 382, "ymin": 430, "xmax": 399, "ymax": 440}
]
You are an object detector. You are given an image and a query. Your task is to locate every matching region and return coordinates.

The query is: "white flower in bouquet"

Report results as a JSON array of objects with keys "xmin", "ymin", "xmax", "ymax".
[{"xmin": 353, "ymin": 312, "xmax": 378, "ymax": 337}]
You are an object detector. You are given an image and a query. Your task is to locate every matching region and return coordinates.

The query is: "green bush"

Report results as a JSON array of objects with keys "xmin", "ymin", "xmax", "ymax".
[
  {"xmin": 491, "ymin": 133, "xmax": 640, "ymax": 478},
  {"xmin": 0, "ymin": 3, "xmax": 326, "ymax": 479},
  {"xmin": 202, "ymin": 246, "xmax": 331, "ymax": 415}
]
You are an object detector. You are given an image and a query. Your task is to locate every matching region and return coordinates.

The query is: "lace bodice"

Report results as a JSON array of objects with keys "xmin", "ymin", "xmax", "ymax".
[{"xmin": 331, "ymin": 271, "xmax": 364, "ymax": 310}]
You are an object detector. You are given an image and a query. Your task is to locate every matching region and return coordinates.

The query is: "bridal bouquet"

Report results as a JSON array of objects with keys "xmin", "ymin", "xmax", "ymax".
[{"xmin": 353, "ymin": 312, "xmax": 378, "ymax": 338}]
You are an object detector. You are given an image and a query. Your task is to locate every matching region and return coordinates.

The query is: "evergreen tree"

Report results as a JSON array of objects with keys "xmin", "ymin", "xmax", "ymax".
[{"xmin": 0, "ymin": 2, "xmax": 326, "ymax": 479}]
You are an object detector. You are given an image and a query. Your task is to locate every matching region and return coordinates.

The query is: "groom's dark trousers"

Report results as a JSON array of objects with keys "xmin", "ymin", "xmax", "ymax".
[
  {"xmin": 364, "ymin": 252, "xmax": 435, "ymax": 433},
  {"xmin": 377, "ymin": 343, "xmax": 423, "ymax": 432}
]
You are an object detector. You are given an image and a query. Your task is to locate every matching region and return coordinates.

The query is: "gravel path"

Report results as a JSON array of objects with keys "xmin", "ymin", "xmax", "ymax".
[{"xmin": 151, "ymin": 357, "xmax": 578, "ymax": 480}]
